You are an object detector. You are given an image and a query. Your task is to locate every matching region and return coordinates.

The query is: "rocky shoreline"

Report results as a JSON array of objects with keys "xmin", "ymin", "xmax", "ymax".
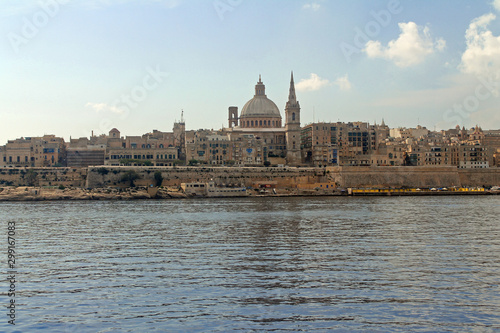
[
  {"xmin": 0, "ymin": 186, "xmax": 191, "ymax": 201},
  {"xmin": 0, "ymin": 186, "xmax": 337, "ymax": 201},
  {"xmin": 1, "ymin": 185, "xmax": 498, "ymax": 201}
]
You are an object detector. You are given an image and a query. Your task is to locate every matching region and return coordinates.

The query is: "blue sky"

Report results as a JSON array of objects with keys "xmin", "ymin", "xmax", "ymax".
[{"xmin": 1, "ymin": 0, "xmax": 500, "ymax": 144}]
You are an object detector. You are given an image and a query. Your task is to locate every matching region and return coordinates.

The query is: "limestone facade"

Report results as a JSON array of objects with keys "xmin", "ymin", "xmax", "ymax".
[{"xmin": 0, "ymin": 135, "xmax": 65, "ymax": 168}]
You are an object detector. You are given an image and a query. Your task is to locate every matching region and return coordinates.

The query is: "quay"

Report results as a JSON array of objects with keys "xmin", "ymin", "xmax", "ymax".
[{"xmin": 348, "ymin": 187, "xmax": 496, "ymax": 196}]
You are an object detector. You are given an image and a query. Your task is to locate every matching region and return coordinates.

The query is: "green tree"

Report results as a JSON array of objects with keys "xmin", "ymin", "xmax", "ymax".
[
  {"xmin": 120, "ymin": 170, "xmax": 140, "ymax": 187},
  {"xmin": 97, "ymin": 167, "xmax": 109, "ymax": 175},
  {"xmin": 154, "ymin": 171, "xmax": 163, "ymax": 187},
  {"xmin": 97, "ymin": 167, "xmax": 109, "ymax": 186},
  {"xmin": 26, "ymin": 169, "xmax": 38, "ymax": 186}
]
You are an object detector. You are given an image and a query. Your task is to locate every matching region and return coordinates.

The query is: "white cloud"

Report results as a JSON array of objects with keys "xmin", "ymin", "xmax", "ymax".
[
  {"xmin": 459, "ymin": 13, "xmax": 500, "ymax": 78},
  {"xmin": 303, "ymin": 2, "xmax": 320, "ymax": 11},
  {"xmin": 364, "ymin": 22, "xmax": 445, "ymax": 67},
  {"xmin": 334, "ymin": 74, "xmax": 352, "ymax": 91},
  {"xmin": 295, "ymin": 73, "xmax": 330, "ymax": 92},
  {"xmin": 86, "ymin": 102, "xmax": 124, "ymax": 114},
  {"xmin": 493, "ymin": 0, "xmax": 500, "ymax": 12}
]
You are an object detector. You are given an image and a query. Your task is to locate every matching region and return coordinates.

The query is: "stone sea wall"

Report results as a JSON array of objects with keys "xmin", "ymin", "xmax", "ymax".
[
  {"xmin": 86, "ymin": 166, "xmax": 331, "ymax": 189},
  {"xmin": 86, "ymin": 166, "xmax": 500, "ymax": 189},
  {"xmin": 0, "ymin": 167, "xmax": 87, "ymax": 188},
  {"xmin": 1, "ymin": 166, "xmax": 499, "ymax": 190},
  {"xmin": 337, "ymin": 166, "xmax": 499, "ymax": 188}
]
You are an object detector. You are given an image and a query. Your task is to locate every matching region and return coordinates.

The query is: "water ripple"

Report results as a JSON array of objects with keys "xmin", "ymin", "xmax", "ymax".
[{"xmin": 1, "ymin": 196, "xmax": 500, "ymax": 332}]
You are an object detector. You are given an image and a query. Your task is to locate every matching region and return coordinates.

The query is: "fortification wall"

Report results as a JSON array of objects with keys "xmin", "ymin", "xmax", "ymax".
[
  {"xmin": 0, "ymin": 168, "xmax": 87, "ymax": 188},
  {"xmin": 86, "ymin": 166, "xmax": 329, "ymax": 189},
  {"xmin": 458, "ymin": 169, "xmax": 500, "ymax": 187},
  {"xmin": 337, "ymin": 166, "xmax": 462, "ymax": 188},
  {"xmin": 1, "ymin": 166, "xmax": 498, "ymax": 190},
  {"xmin": 336, "ymin": 166, "xmax": 500, "ymax": 188}
]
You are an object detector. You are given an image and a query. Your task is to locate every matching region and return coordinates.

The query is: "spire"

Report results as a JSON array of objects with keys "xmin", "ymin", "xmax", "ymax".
[{"xmin": 288, "ymin": 71, "xmax": 296, "ymax": 103}]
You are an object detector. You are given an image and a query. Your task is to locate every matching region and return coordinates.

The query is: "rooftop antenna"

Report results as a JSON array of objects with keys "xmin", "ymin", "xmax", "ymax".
[
  {"xmin": 313, "ymin": 106, "xmax": 315, "ymax": 123},
  {"xmin": 181, "ymin": 109, "xmax": 185, "ymax": 123}
]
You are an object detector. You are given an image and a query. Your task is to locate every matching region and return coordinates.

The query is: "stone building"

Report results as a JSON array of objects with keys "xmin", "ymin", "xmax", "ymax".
[
  {"xmin": 1, "ymin": 138, "xmax": 31, "ymax": 167},
  {"xmin": 66, "ymin": 148, "xmax": 106, "ymax": 168},
  {"xmin": 66, "ymin": 126, "xmax": 182, "ymax": 167},
  {"xmin": 454, "ymin": 144, "xmax": 489, "ymax": 169},
  {"xmin": 0, "ymin": 135, "xmax": 65, "ymax": 167},
  {"xmin": 390, "ymin": 125, "xmax": 429, "ymax": 140},
  {"xmin": 300, "ymin": 121, "xmax": 389, "ymax": 166},
  {"xmin": 105, "ymin": 128, "xmax": 180, "ymax": 166},
  {"xmin": 185, "ymin": 130, "xmax": 231, "ymax": 165},
  {"xmin": 67, "ymin": 134, "xmax": 107, "ymax": 167},
  {"xmin": 369, "ymin": 142, "xmax": 407, "ymax": 166}
]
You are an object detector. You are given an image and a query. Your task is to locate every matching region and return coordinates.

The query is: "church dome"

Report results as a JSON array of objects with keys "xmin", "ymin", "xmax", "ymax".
[
  {"xmin": 240, "ymin": 76, "xmax": 281, "ymax": 119},
  {"xmin": 240, "ymin": 96, "xmax": 281, "ymax": 118}
]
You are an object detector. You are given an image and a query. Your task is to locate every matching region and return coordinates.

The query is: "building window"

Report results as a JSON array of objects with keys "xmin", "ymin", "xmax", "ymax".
[{"xmin": 292, "ymin": 113, "xmax": 295, "ymax": 121}]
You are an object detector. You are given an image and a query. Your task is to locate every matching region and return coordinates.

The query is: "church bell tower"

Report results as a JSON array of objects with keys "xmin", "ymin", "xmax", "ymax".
[{"xmin": 285, "ymin": 71, "xmax": 301, "ymax": 165}]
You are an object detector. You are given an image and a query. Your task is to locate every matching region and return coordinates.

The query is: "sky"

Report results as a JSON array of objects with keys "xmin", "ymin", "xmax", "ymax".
[{"xmin": 1, "ymin": 0, "xmax": 500, "ymax": 144}]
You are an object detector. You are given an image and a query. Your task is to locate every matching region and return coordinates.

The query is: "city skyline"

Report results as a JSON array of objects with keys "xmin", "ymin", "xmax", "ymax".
[{"xmin": 2, "ymin": 0, "xmax": 500, "ymax": 145}]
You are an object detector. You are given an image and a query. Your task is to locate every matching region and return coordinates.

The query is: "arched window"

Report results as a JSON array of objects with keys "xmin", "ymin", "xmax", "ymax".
[
  {"xmin": 259, "ymin": 120, "xmax": 262, "ymax": 126},
  {"xmin": 142, "ymin": 144, "xmax": 145, "ymax": 148},
  {"xmin": 292, "ymin": 113, "xmax": 295, "ymax": 121},
  {"xmin": 251, "ymin": 120, "xmax": 254, "ymax": 127},
  {"xmin": 159, "ymin": 144, "xmax": 164, "ymax": 148}
]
